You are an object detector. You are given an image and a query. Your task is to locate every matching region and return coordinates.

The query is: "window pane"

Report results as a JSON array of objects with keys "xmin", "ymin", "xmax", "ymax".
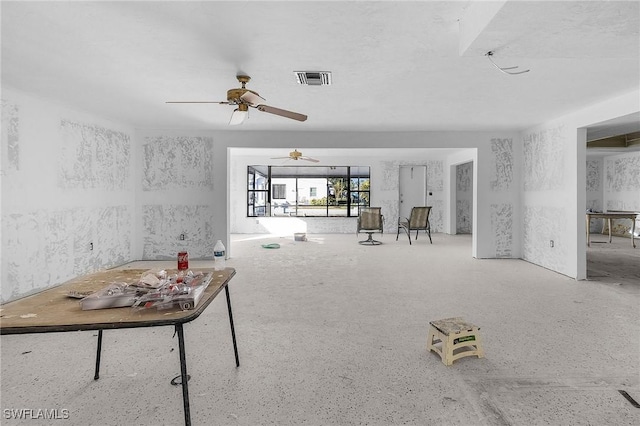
[
  {"xmin": 248, "ymin": 171, "xmax": 254, "ymax": 190},
  {"xmin": 248, "ymin": 190, "xmax": 268, "ymax": 217},
  {"xmin": 296, "ymin": 178, "xmax": 326, "ymax": 216},
  {"xmin": 273, "ymin": 184, "xmax": 286, "ymax": 199}
]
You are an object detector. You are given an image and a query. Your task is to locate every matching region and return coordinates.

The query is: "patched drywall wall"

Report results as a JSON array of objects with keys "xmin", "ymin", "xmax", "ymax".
[
  {"xmin": 139, "ymin": 136, "xmax": 218, "ymax": 260},
  {"xmin": 1, "ymin": 88, "xmax": 134, "ymax": 302},
  {"xmin": 586, "ymin": 158, "xmax": 604, "ymax": 233},
  {"xmin": 524, "ymin": 126, "xmax": 565, "ymax": 191},
  {"xmin": 604, "ymin": 152, "xmax": 640, "ymax": 211},
  {"xmin": 1, "ymin": 100, "xmax": 20, "ymax": 172},
  {"xmin": 488, "ymin": 138, "xmax": 515, "ymax": 257},
  {"xmin": 456, "ymin": 162, "xmax": 473, "ymax": 234},
  {"xmin": 523, "ymin": 204, "xmax": 567, "ymax": 272},
  {"xmin": 59, "ymin": 120, "xmax": 131, "ymax": 190},
  {"xmin": 142, "ymin": 136, "xmax": 214, "ymax": 191},
  {"xmin": 603, "ymin": 151, "xmax": 640, "ymax": 236},
  {"xmin": 521, "ymin": 89, "xmax": 639, "ymax": 279},
  {"xmin": 490, "ymin": 138, "xmax": 513, "ymax": 191},
  {"xmin": 522, "ymin": 124, "xmax": 571, "ymax": 275},
  {"xmin": 491, "ymin": 203, "xmax": 513, "ymax": 257},
  {"xmin": 142, "ymin": 204, "xmax": 215, "ymax": 258}
]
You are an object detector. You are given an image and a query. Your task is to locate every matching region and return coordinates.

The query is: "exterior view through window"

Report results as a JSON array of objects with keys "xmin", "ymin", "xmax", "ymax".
[{"xmin": 247, "ymin": 166, "xmax": 370, "ymax": 217}]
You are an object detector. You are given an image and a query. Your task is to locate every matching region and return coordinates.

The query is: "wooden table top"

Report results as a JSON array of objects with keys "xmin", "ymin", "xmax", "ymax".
[{"xmin": 0, "ymin": 267, "xmax": 236, "ymax": 335}]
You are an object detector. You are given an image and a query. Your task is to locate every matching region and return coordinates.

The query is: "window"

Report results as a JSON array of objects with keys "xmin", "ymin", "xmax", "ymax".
[
  {"xmin": 273, "ymin": 184, "xmax": 286, "ymax": 199},
  {"xmin": 247, "ymin": 166, "xmax": 269, "ymax": 216},
  {"xmin": 247, "ymin": 165, "xmax": 370, "ymax": 217}
]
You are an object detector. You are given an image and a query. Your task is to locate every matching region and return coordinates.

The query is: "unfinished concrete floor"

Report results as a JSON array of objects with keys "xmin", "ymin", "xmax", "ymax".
[{"xmin": 1, "ymin": 233, "xmax": 639, "ymax": 425}]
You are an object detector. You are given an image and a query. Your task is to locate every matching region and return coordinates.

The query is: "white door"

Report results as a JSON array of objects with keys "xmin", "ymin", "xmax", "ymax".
[{"xmin": 399, "ymin": 166, "xmax": 427, "ymax": 220}]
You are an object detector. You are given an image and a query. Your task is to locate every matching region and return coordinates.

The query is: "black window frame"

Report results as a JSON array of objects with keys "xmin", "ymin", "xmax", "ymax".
[{"xmin": 247, "ymin": 165, "xmax": 370, "ymax": 217}]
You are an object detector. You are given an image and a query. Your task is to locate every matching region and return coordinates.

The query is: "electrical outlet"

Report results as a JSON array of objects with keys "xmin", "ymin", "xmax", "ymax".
[
  {"xmin": 89, "ymin": 242, "xmax": 94, "ymax": 251},
  {"xmin": 180, "ymin": 234, "xmax": 185, "ymax": 241},
  {"xmin": 550, "ymin": 240, "xmax": 554, "ymax": 248}
]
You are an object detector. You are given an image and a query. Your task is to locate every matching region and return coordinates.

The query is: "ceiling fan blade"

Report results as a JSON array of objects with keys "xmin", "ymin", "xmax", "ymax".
[
  {"xmin": 301, "ymin": 157, "xmax": 320, "ymax": 163},
  {"xmin": 240, "ymin": 91, "xmax": 266, "ymax": 105},
  {"xmin": 256, "ymin": 105, "xmax": 307, "ymax": 122},
  {"xmin": 270, "ymin": 156, "xmax": 292, "ymax": 160}
]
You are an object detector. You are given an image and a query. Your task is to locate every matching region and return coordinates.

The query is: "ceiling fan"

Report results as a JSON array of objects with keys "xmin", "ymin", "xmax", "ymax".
[
  {"xmin": 271, "ymin": 149, "xmax": 319, "ymax": 163},
  {"xmin": 166, "ymin": 75, "xmax": 308, "ymax": 125}
]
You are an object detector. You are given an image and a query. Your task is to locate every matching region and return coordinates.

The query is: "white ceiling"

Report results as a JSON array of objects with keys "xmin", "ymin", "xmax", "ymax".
[{"xmin": 2, "ymin": 1, "xmax": 639, "ymax": 134}]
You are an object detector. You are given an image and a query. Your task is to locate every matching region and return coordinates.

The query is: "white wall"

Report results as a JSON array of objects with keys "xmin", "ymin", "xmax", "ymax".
[
  {"xmin": 1, "ymin": 87, "xmax": 135, "ymax": 302},
  {"xmin": 135, "ymin": 135, "xmax": 217, "ymax": 261},
  {"xmin": 521, "ymin": 89, "xmax": 640, "ymax": 279}
]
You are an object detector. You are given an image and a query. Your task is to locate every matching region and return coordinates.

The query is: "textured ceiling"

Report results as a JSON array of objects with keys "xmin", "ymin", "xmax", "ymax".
[{"xmin": 2, "ymin": 1, "xmax": 639, "ymax": 133}]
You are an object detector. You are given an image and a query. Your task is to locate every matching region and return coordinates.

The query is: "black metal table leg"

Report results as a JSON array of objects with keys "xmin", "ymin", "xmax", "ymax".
[
  {"xmin": 176, "ymin": 324, "xmax": 191, "ymax": 426},
  {"xmin": 225, "ymin": 285, "xmax": 240, "ymax": 367},
  {"xmin": 94, "ymin": 330, "xmax": 103, "ymax": 380}
]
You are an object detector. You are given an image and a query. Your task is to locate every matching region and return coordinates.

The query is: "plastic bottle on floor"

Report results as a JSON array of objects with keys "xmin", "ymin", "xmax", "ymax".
[{"xmin": 213, "ymin": 240, "xmax": 226, "ymax": 271}]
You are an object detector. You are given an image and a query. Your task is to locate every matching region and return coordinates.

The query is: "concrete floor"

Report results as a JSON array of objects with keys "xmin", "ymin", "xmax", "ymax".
[{"xmin": 1, "ymin": 233, "xmax": 639, "ymax": 425}]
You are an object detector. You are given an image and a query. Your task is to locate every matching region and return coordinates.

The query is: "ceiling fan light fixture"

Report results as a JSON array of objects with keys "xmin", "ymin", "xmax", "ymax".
[{"xmin": 229, "ymin": 104, "xmax": 248, "ymax": 125}]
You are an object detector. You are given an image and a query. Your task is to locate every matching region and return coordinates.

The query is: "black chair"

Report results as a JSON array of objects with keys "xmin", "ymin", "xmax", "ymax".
[
  {"xmin": 357, "ymin": 207, "xmax": 384, "ymax": 245},
  {"xmin": 396, "ymin": 206, "xmax": 432, "ymax": 244}
]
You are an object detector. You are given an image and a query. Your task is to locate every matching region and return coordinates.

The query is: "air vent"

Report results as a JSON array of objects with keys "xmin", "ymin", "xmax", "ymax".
[{"xmin": 294, "ymin": 71, "xmax": 332, "ymax": 86}]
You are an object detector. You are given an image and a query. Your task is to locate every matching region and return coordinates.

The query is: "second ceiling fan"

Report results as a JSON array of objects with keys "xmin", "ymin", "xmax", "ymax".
[
  {"xmin": 271, "ymin": 149, "xmax": 319, "ymax": 163},
  {"xmin": 166, "ymin": 75, "xmax": 307, "ymax": 125}
]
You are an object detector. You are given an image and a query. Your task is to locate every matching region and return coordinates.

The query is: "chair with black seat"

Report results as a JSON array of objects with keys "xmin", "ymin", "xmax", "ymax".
[
  {"xmin": 397, "ymin": 206, "xmax": 432, "ymax": 244},
  {"xmin": 357, "ymin": 207, "xmax": 384, "ymax": 245}
]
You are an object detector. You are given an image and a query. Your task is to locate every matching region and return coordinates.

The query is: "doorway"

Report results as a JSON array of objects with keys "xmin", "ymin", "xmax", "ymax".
[{"xmin": 399, "ymin": 165, "xmax": 427, "ymax": 220}]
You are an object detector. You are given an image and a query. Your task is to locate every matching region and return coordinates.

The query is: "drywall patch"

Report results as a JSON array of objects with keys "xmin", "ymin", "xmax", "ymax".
[
  {"xmin": 427, "ymin": 160, "xmax": 444, "ymax": 191},
  {"xmin": 142, "ymin": 204, "xmax": 215, "ymax": 259},
  {"xmin": 58, "ymin": 120, "xmax": 131, "ymax": 190},
  {"xmin": 456, "ymin": 162, "xmax": 472, "ymax": 192},
  {"xmin": 586, "ymin": 160, "xmax": 601, "ymax": 192},
  {"xmin": 71, "ymin": 206, "xmax": 132, "ymax": 274},
  {"xmin": 380, "ymin": 160, "xmax": 400, "ymax": 191},
  {"xmin": 2, "ymin": 206, "xmax": 132, "ymax": 302},
  {"xmin": 523, "ymin": 126, "xmax": 565, "ymax": 191},
  {"xmin": 490, "ymin": 138, "xmax": 512, "ymax": 191},
  {"xmin": 143, "ymin": 136, "xmax": 214, "ymax": 191},
  {"xmin": 523, "ymin": 205, "xmax": 567, "ymax": 273},
  {"xmin": 606, "ymin": 156, "xmax": 640, "ymax": 193},
  {"xmin": 1, "ymin": 100, "xmax": 20, "ymax": 172},
  {"xmin": 491, "ymin": 203, "xmax": 513, "ymax": 257},
  {"xmin": 457, "ymin": 199, "xmax": 472, "ymax": 234},
  {"xmin": 429, "ymin": 199, "xmax": 444, "ymax": 232}
]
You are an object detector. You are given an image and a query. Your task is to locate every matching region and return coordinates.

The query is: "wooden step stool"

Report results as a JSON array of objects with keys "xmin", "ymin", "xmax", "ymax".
[{"xmin": 427, "ymin": 317, "xmax": 484, "ymax": 366}]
